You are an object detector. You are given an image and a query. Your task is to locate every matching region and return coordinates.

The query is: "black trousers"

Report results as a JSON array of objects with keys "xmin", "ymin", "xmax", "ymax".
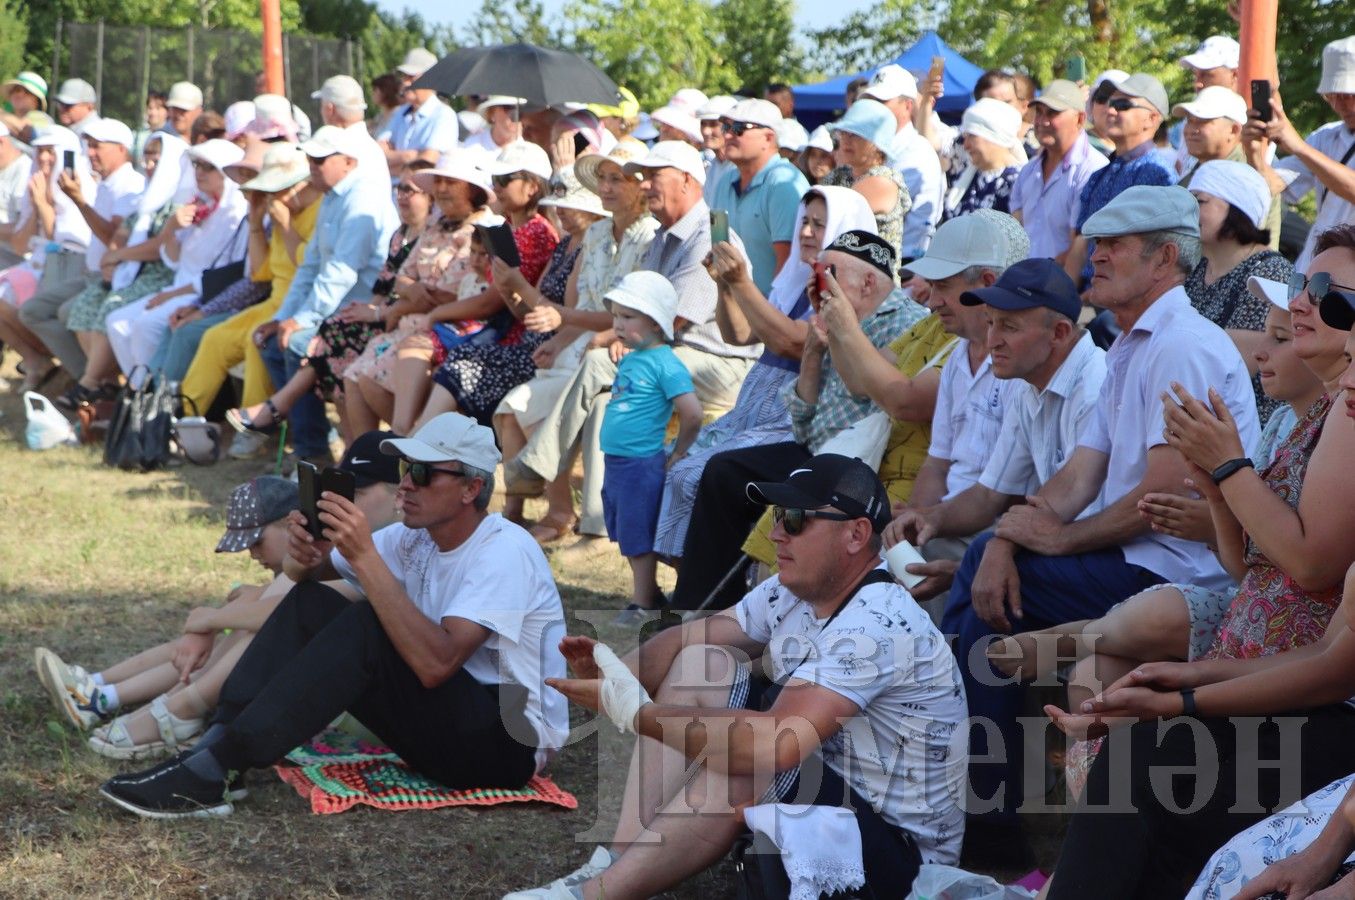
[
  {"xmin": 1047, "ymin": 704, "xmax": 1355, "ymax": 900},
  {"xmin": 670, "ymin": 440, "xmax": 811, "ymax": 610},
  {"xmin": 210, "ymin": 581, "xmax": 538, "ymax": 790}
]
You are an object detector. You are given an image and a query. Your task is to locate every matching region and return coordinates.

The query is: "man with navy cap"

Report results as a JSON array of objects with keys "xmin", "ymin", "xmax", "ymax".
[
  {"xmin": 885, "ymin": 258, "xmax": 1106, "ymax": 608},
  {"xmin": 941, "ymin": 185, "xmax": 1258, "ymax": 866}
]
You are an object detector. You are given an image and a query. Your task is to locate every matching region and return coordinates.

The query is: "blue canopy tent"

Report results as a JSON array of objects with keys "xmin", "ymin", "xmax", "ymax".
[{"xmin": 792, "ymin": 31, "xmax": 985, "ymax": 130}]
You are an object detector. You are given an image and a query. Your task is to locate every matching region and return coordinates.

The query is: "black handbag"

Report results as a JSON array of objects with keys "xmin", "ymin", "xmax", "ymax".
[
  {"xmin": 103, "ymin": 369, "xmax": 182, "ymax": 471},
  {"xmin": 199, "ymin": 259, "xmax": 246, "ymax": 304}
]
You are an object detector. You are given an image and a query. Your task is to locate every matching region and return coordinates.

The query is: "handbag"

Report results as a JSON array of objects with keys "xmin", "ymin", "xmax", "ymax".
[
  {"xmin": 199, "ymin": 259, "xmax": 246, "ymax": 304},
  {"xmin": 103, "ymin": 369, "xmax": 183, "ymax": 471}
]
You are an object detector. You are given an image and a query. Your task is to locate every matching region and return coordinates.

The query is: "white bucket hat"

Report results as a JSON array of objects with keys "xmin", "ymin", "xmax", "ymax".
[
  {"xmin": 650, "ymin": 106, "xmax": 702, "ymax": 144},
  {"xmin": 540, "ymin": 165, "xmax": 609, "ymax": 217},
  {"xmin": 603, "ymin": 271, "xmax": 679, "ymax": 340},
  {"xmin": 1319, "ymin": 36, "xmax": 1355, "ymax": 95},
  {"xmin": 410, "ymin": 148, "xmax": 494, "ymax": 195},
  {"xmin": 959, "ymin": 98, "xmax": 1023, "ymax": 150},
  {"xmin": 484, "ymin": 141, "xmax": 553, "ymax": 181}
]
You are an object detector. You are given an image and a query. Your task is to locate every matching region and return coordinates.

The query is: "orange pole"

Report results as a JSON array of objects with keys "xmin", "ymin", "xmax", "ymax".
[
  {"xmin": 260, "ymin": 0, "xmax": 284, "ymax": 94},
  {"xmin": 1237, "ymin": 0, "xmax": 1279, "ymax": 94}
]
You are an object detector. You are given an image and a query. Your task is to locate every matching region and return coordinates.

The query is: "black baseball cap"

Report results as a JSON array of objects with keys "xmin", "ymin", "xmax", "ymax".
[
  {"xmin": 339, "ymin": 430, "xmax": 403, "ymax": 487},
  {"xmin": 1319, "ymin": 286, "xmax": 1355, "ymax": 332},
  {"xmin": 960, "ymin": 257, "xmax": 1081, "ymax": 321},
  {"xmin": 746, "ymin": 453, "xmax": 891, "ymax": 533}
]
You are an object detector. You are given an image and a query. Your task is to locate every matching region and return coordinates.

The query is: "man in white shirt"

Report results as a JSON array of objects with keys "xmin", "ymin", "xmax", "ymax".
[
  {"xmin": 1246, "ymin": 34, "xmax": 1355, "ymax": 270},
  {"xmin": 941, "ymin": 185, "xmax": 1258, "ymax": 866},
  {"xmin": 508, "ymin": 454, "xmax": 967, "ymax": 899},
  {"xmin": 460, "ymin": 95, "xmax": 524, "ymax": 161},
  {"xmin": 100, "ymin": 414, "xmax": 569, "ymax": 819},
  {"xmin": 53, "ymin": 79, "xmax": 101, "ymax": 138},
  {"xmin": 886, "ymin": 258, "xmax": 1106, "ymax": 610},
  {"xmin": 862, "ymin": 65, "xmax": 944, "ymax": 261},
  {"xmin": 311, "ymin": 74, "xmax": 391, "ymax": 184},
  {"xmin": 164, "ymin": 82, "xmax": 203, "ymax": 142},
  {"xmin": 0, "ymin": 122, "xmax": 33, "ymax": 266}
]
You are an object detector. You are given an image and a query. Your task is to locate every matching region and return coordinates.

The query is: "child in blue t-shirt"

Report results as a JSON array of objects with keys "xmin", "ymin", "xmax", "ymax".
[{"xmin": 599, "ymin": 271, "xmax": 702, "ymax": 624}]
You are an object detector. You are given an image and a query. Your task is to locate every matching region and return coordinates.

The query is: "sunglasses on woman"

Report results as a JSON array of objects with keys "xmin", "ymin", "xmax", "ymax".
[
  {"xmin": 398, "ymin": 459, "xmax": 469, "ymax": 486},
  {"xmin": 772, "ymin": 505, "xmax": 855, "ymax": 536},
  {"xmin": 492, "ymin": 172, "xmax": 527, "ymax": 189},
  {"xmin": 721, "ymin": 121, "xmax": 769, "ymax": 137},
  {"xmin": 1288, "ymin": 271, "xmax": 1355, "ymax": 304}
]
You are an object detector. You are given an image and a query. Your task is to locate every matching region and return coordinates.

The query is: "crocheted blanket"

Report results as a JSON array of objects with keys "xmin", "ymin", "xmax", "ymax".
[{"xmin": 274, "ymin": 728, "xmax": 577, "ymax": 815}]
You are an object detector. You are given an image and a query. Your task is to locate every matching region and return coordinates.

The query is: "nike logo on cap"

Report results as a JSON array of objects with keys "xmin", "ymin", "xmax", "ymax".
[{"xmin": 350, "ymin": 457, "xmax": 371, "ymax": 465}]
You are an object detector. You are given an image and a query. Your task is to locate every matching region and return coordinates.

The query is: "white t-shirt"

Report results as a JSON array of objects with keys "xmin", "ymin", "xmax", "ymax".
[
  {"xmin": 929, "ymin": 339, "xmax": 1018, "ymax": 500},
  {"xmin": 734, "ymin": 565, "xmax": 968, "ymax": 864},
  {"xmin": 331, "ymin": 514, "xmax": 569, "ymax": 771},
  {"xmin": 0, "ymin": 153, "xmax": 33, "ymax": 227},
  {"xmin": 86, "ymin": 162, "xmax": 145, "ymax": 271},
  {"xmin": 461, "ymin": 131, "xmax": 521, "ymax": 163},
  {"xmin": 343, "ymin": 120, "xmax": 392, "ymax": 186}
]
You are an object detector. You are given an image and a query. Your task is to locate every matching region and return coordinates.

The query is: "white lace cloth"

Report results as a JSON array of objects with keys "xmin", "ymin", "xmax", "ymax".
[{"xmin": 743, "ymin": 804, "xmax": 866, "ymax": 900}]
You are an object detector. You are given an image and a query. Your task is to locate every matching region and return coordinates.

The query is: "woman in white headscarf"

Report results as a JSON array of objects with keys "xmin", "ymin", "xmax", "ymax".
[
  {"xmin": 651, "ymin": 184, "xmax": 878, "ymax": 559},
  {"xmin": 60, "ymin": 132, "xmax": 196, "ymax": 404},
  {"xmin": 941, "ymin": 97, "xmax": 1024, "ymax": 222},
  {"xmin": 106, "ymin": 138, "xmax": 248, "ymax": 385}
]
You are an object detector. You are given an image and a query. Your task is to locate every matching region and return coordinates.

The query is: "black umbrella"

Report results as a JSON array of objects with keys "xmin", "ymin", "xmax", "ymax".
[{"xmin": 412, "ymin": 43, "xmax": 621, "ymax": 108}]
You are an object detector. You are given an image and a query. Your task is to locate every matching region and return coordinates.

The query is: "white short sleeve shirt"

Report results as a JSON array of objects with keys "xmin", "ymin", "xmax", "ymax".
[{"xmin": 929, "ymin": 339, "xmax": 1019, "ymax": 500}]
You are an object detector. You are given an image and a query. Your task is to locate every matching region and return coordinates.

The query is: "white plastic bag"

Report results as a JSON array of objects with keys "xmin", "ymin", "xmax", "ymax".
[
  {"xmin": 907, "ymin": 864, "xmax": 1037, "ymax": 900},
  {"xmin": 818, "ymin": 410, "xmax": 891, "ymax": 471},
  {"xmin": 24, "ymin": 391, "xmax": 76, "ymax": 450}
]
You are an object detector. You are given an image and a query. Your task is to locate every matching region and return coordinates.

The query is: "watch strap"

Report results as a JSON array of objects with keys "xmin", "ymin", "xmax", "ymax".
[
  {"xmin": 1210, "ymin": 457, "xmax": 1254, "ymax": 485},
  {"xmin": 1180, "ymin": 687, "xmax": 1197, "ymax": 717}
]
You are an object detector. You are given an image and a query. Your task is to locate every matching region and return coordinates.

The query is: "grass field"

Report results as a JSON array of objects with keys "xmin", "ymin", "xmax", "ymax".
[{"xmin": 0, "ymin": 352, "xmax": 1063, "ymax": 897}]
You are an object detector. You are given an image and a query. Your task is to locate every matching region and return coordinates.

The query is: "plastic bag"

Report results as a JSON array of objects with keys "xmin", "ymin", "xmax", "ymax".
[
  {"xmin": 24, "ymin": 391, "xmax": 76, "ymax": 450},
  {"xmin": 906, "ymin": 864, "xmax": 1036, "ymax": 900}
]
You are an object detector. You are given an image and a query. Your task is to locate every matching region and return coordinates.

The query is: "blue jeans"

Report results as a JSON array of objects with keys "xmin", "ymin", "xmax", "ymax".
[
  {"xmin": 150, "ymin": 311, "xmax": 232, "ymax": 386},
  {"xmin": 941, "ymin": 530, "xmax": 1161, "ymax": 822},
  {"xmin": 260, "ymin": 327, "xmax": 328, "ymax": 458}
]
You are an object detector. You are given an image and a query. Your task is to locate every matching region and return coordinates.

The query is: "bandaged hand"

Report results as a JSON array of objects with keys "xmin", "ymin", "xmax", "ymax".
[{"xmin": 594, "ymin": 643, "xmax": 652, "ymax": 734}]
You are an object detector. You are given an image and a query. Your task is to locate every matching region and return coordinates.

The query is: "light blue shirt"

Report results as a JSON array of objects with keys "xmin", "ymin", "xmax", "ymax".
[
  {"xmin": 1077, "ymin": 286, "xmax": 1259, "ymax": 590},
  {"xmin": 275, "ymin": 169, "xmax": 398, "ymax": 331},
  {"xmin": 600, "ymin": 344, "xmax": 694, "ymax": 457},
  {"xmin": 890, "ymin": 122, "xmax": 944, "ymax": 260},
  {"xmin": 377, "ymin": 95, "xmax": 460, "ymax": 175},
  {"xmin": 1010, "ymin": 133, "xmax": 1108, "ymax": 259},
  {"xmin": 704, "ymin": 155, "xmax": 808, "ymax": 294}
]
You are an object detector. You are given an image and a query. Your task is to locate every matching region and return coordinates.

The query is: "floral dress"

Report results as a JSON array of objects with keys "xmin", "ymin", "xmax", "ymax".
[
  {"xmin": 301, "ymin": 224, "xmax": 418, "ymax": 398},
  {"xmin": 941, "ymin": 166, "xmax": 1019, "ymax": 223},
  {"xmin": 431, "ymin": 217, "xmax": 569, "ymax": 424},
  {"xmin": 65, "ymin": 202, "xmax": 177, "ymax": 333},
  {"xmin": 822, "ymin": 164, "xmax": 910, "ymax": 278}
]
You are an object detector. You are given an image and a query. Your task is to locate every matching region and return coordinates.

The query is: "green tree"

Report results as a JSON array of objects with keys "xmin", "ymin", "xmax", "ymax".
[
  {"xmin": 297, "ymin": 0, "xmax": 375, "ymax": 39},
  {"xmin": 462, "ymin": 0, "xmax": 565, "ymax": 47},
  {"xmin": 0, "ymin": 0, "xmax": 28, "ymax": 83},
  {"xmin": 803, "ymin": 0, "xmax": 941, "ymax": 77},
  {"xmin": 356, "ymin": 7, "xmax": 449, "ymax": 83},
  {"xmin": 713, "ymin": 0, "xmax": 804, "ymax": 94}
]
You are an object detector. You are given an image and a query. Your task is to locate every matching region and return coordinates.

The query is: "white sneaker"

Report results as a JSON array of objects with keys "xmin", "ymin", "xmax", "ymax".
[
  {"xmin": 227, "ymin": 429, "xmax": 269, "ymax": 460},
  {"xmin": 36, "ymin": 649, "xmax": 107, "ymax": 729},
  {"xmin": 502, "ymin": 845, "xmax": 613, "ymax": 899}
]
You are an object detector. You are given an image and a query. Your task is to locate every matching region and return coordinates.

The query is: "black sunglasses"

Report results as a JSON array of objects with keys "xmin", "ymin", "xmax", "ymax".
[
  {"xmin": 1288, "ymin": 271, "xmax": 1355, "ymax": 304},
  {"xmin": 1106, "ymin": 97, "xmax": 1154, "ymax": 113},
  {"xmin": 721, "ymin": 120, "xmax": 769, "ymax": 137},
  {"xmin": 399, "ymin": 459, "xmax": 469, "ymax": 486},
  {"xmin": 492, "ymin": 172, "xmax": 527, "ymax": 189},
  {"xmin": 395, "ymin": 182, "xmax": 422, "ymax": 196},
  {"xmin": 772, "ymin": 505, "xmax": 855, "ymax": 536}
]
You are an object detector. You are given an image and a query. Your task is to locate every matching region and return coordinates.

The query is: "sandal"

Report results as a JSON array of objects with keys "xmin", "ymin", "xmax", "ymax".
[
  {"xmin": 226, "ymin": 397, "xmax": 283, "ymax": 435},
  {"xmin": 54, "ymin": 381, "xmax": 110, "ymax": 410},
  {"xmin": 19, "ymin": 364, "xmax": 61, "ymax": 393},
  {"xmin": 87, "ymin": 695, "xmax": 204, "ymax": 761},
  {"xmin": 529, "ymin": 513, "xmax": 578, "ymax": 545}
]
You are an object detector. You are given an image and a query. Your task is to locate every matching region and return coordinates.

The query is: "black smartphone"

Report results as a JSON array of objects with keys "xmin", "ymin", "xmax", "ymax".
[
  {"xmin": 297, "ymin": 461, "xmax": 322, "ymax": 539},
  {"xmin": 710, "ymin": 208, "xmax": 729, "ymax": 245},
  {"xmin": 474, "ymin": 222, "xmax": 521, "ymax": 268},
  {"xmin": 572, "ymin": 131, "xmax": 590, "ymax": 156},
  {"xmin": 62, "ymin": 149, "xmax": 76, "ymax": 171},
  {"xmin": 1251, "ymin": 80, "xmax": 1273, "ymax": 122},
  {"xmin": 319, "ymin": 466, "xmax": 356, "ymax": 506}
]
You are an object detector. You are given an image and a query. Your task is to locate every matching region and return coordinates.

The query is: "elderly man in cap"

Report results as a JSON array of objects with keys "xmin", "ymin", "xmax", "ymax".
[
  {"xmin": 312, "ymin": 74, "xmax": 390, "ymax": 183},
  {"xmin": 377, "ymin": 47, "xmax": 458, "ymax": 181},
  {"xmin": 0, "ymin": 119, "xmax": 33, "ymax": 266},
  {"xmin": 257, "ymin": 125, "xmax": 397, "ymax": 465},
  {"xmin": 1246, "ymin": 35, "xmax": 1355, "ymax": 271},
  {"xmin": 508, "ymin": 453, "xmax": 966, "ymax": 899},
  {"xmin": 1010, "ymin": 80, "xmax": 1108, "ymax": 260},
  {"xmin": 164, "ymin": 82, "xmax": 203, "ymax": 142},
  {"xmin": 1, "ymin": 71, "xmax": 52, "ymax": 142},
  {"xmin": 704, "ymin": 98, "xmax": 808, "ymax": 293},
  {"xmin": 53, "ymin": 78, "xmax": 101, "ymax": 138},
  {"xmin": 509, "ymin": 141, "xmax": 759, "ymax": 559},
  {"xmin": 1064, "ymin": 73, "xmax": 1175, "ymax": 288},
  {"xmin": 100, "ymin": 413, "xmax": 569, "ymax": 819},
  {"xmin": 669, "ymin": 228, "xmax": 927, "ymax": 610},
  {"xmin": 862, "ymin": 64, "xmax": 945, "ymax": 261},
  {"xmin": 942, "ymin": 185, "xmax": 1258, "ymax": 866}
]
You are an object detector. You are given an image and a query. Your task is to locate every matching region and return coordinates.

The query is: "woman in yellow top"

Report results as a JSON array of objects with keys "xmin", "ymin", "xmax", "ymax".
[{"xmin": 178, "ymin": 144, "xmax": 321, "ymax": 456}]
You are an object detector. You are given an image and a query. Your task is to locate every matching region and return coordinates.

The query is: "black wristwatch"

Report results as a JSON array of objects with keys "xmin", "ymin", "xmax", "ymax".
[
  {"xmin": 1180, "ymin": 688, "xmax": 1197, "ymax": 717},
  {"xmin": 1210, "ymin": 457, "xmax": 1254, "ymax": 485}
]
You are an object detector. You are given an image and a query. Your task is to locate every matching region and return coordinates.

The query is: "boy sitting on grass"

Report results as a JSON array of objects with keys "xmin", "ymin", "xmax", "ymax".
[{"xmin": 600, "ymin": 271, "xmax": 702, "ymax": 625}]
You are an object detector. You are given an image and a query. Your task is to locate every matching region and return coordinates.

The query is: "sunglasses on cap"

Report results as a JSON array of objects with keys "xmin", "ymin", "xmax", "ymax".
[
  {"xmin": 721, "ymin": 121, "xmax": 769, "ymax": 137},
  {"xmin": 772, "ymin": 505, "xmax": 855, "ymax": 536},
  {"xmin": 398, "ymin": 459, "xmax": 469, "ymax": 486},
  {"xmin": 1288, "ymin": 271, "xmax": 1355, "ymax": 305},
  {"xmin": 1106, "ymin": 97, "xmax": 1153, "ymax": 113},
  {"xmin": 491, "ymin": 172, "xmax": 528, "ymax": 188}
]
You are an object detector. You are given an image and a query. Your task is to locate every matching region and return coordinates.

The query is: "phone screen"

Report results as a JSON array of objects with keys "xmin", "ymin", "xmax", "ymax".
[
  {"xmin": 297, "ymin": 461, "xmax": 323, "ymax": 539},
  {"xmin": 710, "ymin": 209, "xmax": 729, "ymax": 245},
  {"xmin": 63, "ymin": 149, "xmax": 76, "ymax": 171},
  {"xmin": 1251, "ymin": 80, "xmax": 1273, "ymax": 122},
  {"xmin": 572, "ymin": 131, "xmax": 590, "ymax": 156}
]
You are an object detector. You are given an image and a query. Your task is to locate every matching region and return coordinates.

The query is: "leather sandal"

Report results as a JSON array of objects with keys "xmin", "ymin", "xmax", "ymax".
[{"xmin": 226, "ymin": 397, "xmax": 283, "ymax": 435}]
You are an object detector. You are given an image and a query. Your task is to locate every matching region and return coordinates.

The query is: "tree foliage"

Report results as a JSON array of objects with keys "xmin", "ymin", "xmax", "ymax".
[
  {"xmin": 462, "ymin": 0, "xmax": 565, "ymax": 47},
  {"xmin": 712, "ymin": 0, "xmax": 805, "ymax": 94},
  {"xmin": 0, "ymin": 0, "xmax": 28, "ymax": 84},
  {"xmin": 804, "ymin": 0, "xmax": 941, "ymax": 77}
]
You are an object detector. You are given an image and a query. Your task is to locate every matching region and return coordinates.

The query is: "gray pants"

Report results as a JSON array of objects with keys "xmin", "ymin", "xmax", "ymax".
[{"xmin": 18, "ymin": 251, "xmax": 90, "ymax": 379}]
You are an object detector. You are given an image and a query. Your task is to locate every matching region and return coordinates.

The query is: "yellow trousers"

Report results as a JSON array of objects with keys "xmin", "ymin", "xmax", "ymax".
[{"xmin": 180, "ymin": 298, "xmax": 280, "ymax": 415}]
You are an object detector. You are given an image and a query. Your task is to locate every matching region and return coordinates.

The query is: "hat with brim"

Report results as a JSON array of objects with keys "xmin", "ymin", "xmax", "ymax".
[
  {"xmin": 574, "ymin": 138, "xmax": 649, "ymax": 194},
  {"xmin": 622, "ymin": 140, "xmax": 706, "ymax": 186},
  {"xmin": 1080, "ymin": 184, "xmax": 1199, "ymax": 239},
  {"xmin": 483, "ymin": 140, "xmax": 553, "ymax": 181},
  {"xmin": 397, "ymin": 47, "xmax": 438, "ymax": 78},
  {"xmin": 241, "ymin": 142, "xmax": 309, "ymax": 193},
  {"xmin": 379, "ymin": 412, "xmax": 501, "ymax": 472},
  {"xmin": 828, "ymin": 99, "xmax": 897, "ymax": 163},
  {"xmin": 4, "ymin": 72, "xmax": 48, "ymax": 110},
  {"xmin": 1246, "ymin": 275, "xmax": 1289, "ymax": 312},
  {"xmin": 339, "ymin": 429, "xmax": 403, "ymax": 487},
  {"xmin": 1172, "ymin": 86, "xmax": 1248, "ymax": 125},
  {"xmin": 216, "ymin": 476, "xmax": 300, "ymax": 553},
  {"xmin": 1319, "ymin": 288, "xmax": 1355, "ymax": 332},
  {"xmin": 960, "ymin": 257, "xmax": 1082, "ymax": 320},
  {"xmin": 541, "ymin": 165, "xmax": 610, "ymax": 217},
  {"xmin": 55, "ymin": 78, "xmax": 96, "ymax": 107},
  {"xmin": 745, "ymin": 453, "xmax": 891, "ymax": 533},
  {"xmin": 188, "ymin": 138, "xmax": 245, "ymax": 172},
  {"xmin": 80, "ymin": 117, "xmax": 134, "ymax": 150},
  {"xmin": 410, "ymin": 149, "xmax": 494, "ymax": 195},
  {"xmin": 299, "ymin": 125, "xmax": 365, "ymax": 160},
  {"xmin": 1319, "ymin": 36, "xmax": 1355, "ymax": 94},
  {"xmin": 650, "ymin": 106, "xmax": 702, "ymax": 144},
  {"xmin": 602, "ymin": 270, "xmax": 678, "ymax": 340}
]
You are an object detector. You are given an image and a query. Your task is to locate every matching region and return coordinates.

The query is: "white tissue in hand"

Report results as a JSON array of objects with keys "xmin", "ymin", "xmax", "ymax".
[{"xmin": 594, "ymin": 643, "xmax": 651, "ymax": 734}]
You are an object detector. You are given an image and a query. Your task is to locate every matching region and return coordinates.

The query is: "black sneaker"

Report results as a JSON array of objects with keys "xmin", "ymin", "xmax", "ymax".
[{"xmin": 99, "ymin": 757, "xmax": 235, "ymax": 819}]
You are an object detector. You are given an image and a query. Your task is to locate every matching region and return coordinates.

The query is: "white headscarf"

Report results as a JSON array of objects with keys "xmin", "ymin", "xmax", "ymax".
[
  {"xmin": 24, "ymin": 126, "xmax": 95, "ymax": 251},
  {"xmin": 767, "ymin": 184, "xmax": 878, "ymax": 314},
  {"xmin": 112, "ymin": 132, "xmax": 195, "ymax": 291},
  {"xmin": 163, "ymin": 139, "xmax": 249, "ymax": 296}
]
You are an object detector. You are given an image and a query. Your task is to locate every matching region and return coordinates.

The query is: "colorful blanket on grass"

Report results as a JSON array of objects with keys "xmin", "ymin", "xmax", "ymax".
[{"xmin": 274, "ymin": 728, "xmax": 577, "ymax": 815}]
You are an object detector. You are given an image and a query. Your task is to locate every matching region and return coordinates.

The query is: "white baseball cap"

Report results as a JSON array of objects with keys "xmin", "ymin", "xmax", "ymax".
[
  {"xmin": 696, "ymin": 94, "xmax": 739, "ymax": 121},
  {"xmin": 410, "ymin": 148, "xmax": 494, "ymax": 195},
  {"xmin": 380, "ymin": 412, "xmax": 501, "ymax": 472},
  {"xmin": 603, "ymin": 271, "xmax": 679, "ymax": 340},
  {"xmin": 311, "ymin": 75, "xmax": 366, "ymax": 112},
  {"xmin": 54, "ymin": 78, "xmax": 96, "ymax": 106},
  {"xmin": 863, "ymin": 64, "xmax": 918, "ymax": 102},
  {"xmin": 667, "ymin": 88, "xmax": 709, "ymax": 115},
  {"xmin": 1172, "ymin": 86, "xmax": 1248, "ymax": 125},
  {"xmin": 166, "ymin": 81, "xmax": 203, "ymax": 111},
  {"xmin": 397, "ymin": 47, "xmax": 438, "ymax": 78},
  {"xmin": 623, "ymin": 140, "xmax": 706, "ymax": 185},
  {"xmin": 478, "ymin": 95, "xmax": 527, "ymax": 111},
  {"xmin": 805, "ymin": 124, "xmax": 833, "ymax": 154},
  {"xmin": 1179, "ymin": 35, "xmax": 1241, "ymax": 72},
  {"xmin": 1318, "ymin": 36, "xmax": 1355, "ymax": 95},
  {"xmin": 650, "ymin": 106, "xmax": 702, "ymax": 144},
  {"xmin": 723, "ymin": 98, "xmax": 783, "ymax": 130},
  {"xmin": 906, "ymin": 211, "xmax": 1027, "ymax": 280},
  {"xmin": 81, "ymin": 116, "xmax": 134, "ymax": 149},
  {"xmin": 484, "ymin": 140, "xmax": 553, "ymax": 181},
  {"xmin": 775, "ymin": 118, "xmax": 809, "ymax": 152},
  {"xmin": 1247, "ymin": 276, "xmax": 1289, "ymax": 311},
  {"xmin": 299, "ymin": 124, "xmax": 366, "ymax": 160},
  {"xmin": 188, "ymin": 138, "xmax": 246, "ymax": 172}
]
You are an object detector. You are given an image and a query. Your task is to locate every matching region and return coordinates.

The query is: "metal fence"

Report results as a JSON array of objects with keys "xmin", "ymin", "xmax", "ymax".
[{"xmin": 54, "ymin": 20, "xmax": 359, "ymax": 129}]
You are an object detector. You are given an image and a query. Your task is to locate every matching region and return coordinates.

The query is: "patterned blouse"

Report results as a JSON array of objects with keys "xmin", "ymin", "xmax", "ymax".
[
  {"xmin": 941, "ymin": 166, "xmax": 1019, "ymax": 223},
  {"xmin": 397, "ymin": 207, "xmax": 494, "ymax": 295},
  {"xmin": 1184, "ymin": 249, "xmax": 1294, "ymax": 426},
  {"xmin": 821, "ymin": 164, "xmax": 911, "ymax": 279},
  {"xmin": 1204, "ymin": 392, "xmax": 1338, "ymax": 661},
  {"xmin": 575, "ymin": 215, "xmax": 660, "ymax": 314}
]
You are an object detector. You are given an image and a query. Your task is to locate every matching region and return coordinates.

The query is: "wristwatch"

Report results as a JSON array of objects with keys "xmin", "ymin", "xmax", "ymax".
[{"xmin": 1209, "ymin": 457, "xmax": 1254, "ymax": 485}]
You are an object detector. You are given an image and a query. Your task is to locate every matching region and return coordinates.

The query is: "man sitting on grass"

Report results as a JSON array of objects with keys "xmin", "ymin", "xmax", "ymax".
[
  {"xmin": 100, "ymin": 413, "xmax": 569, "ymax": 818},
  {"xmin": 505, "ymin": 454, "xmax": 967, "ymax": 899}
]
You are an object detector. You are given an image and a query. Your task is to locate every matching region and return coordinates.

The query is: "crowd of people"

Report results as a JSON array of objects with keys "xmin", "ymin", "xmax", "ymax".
[{"xmin": 11, "ymin": 28, "xmax": 1355, "ymax": 900}]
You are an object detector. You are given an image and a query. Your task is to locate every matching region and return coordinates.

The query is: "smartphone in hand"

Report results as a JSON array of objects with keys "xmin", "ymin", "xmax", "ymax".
[
  {"xmin": 709, "ymin": 209, "xmax": 729, "ymax": 245},
  {"xmin": 1250, "ymin": 80, "xmax": 1273, "ymax": 122},
  {"xmin": 62, "ymin": 149, "xmax": 76, "ymax": 171}
]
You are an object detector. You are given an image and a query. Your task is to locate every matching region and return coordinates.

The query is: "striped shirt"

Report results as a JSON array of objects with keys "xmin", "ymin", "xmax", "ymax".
[
  {"xmin": 978, "ymin": 332, "xmax": 1106, "ymax": 504},
  {"xmin": 930, "ymin": 339, "xmax": 1020, "ymax": 501}
]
